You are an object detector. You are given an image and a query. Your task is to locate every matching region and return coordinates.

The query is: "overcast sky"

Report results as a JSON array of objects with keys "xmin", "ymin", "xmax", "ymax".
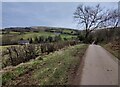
[{"xmin": 2, "ymin": 2, "xmax": 118, "ymax": 29}]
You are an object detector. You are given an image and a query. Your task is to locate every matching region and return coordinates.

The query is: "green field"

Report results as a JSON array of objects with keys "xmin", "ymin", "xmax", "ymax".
[
  {"xmin": 0, "ymin": 46, "xmax": 10, "ymax": 50},
  {"xmin": 63, "ymin": 29, "xmax": 75, "ymax": 34},
  {"xmin": 20, "ymin": 32, "xmax": 76, "ymax": 39},
  {"xmin": 0, "ymin": 45, "xmax": 18, "ymax": 50},
  {"xmin": 2, "ymin": 31, "xmax": 77, "ymax": 42},
  {"xmin": 2, "ymin": 44, "xmax": 88, "ymax": 85}
]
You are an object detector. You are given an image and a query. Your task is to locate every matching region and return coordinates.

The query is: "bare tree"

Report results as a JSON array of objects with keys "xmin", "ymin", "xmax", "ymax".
[
  {"xmin": 74, "ymin": 4, "xmax": 119, "ymax": 43},
  {"xmin": 107, "ymin": 9, "xmax": 120, "ymax": 28}
]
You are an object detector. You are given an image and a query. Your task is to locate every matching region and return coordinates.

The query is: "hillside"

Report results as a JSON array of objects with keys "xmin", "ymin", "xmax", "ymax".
[
  {"xmin": 2, "ymin": 44, "xmax": 88, "ymax": 86},
  {"xmin": 1, "ymin": 26, "xmax": 80, "ymax": 45},
  {"xmin": 1, "ymin": 26, "xmax": 119, "ymax": 86},
  {"xmin": 2, "ymin": 26, "xmax": 80, "ymax": 34}
]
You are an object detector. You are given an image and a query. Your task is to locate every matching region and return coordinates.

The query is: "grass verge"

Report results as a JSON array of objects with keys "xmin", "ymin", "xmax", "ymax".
[
  {"xmin": 2, "ymin": 44, "xmax": 88, "ymax": 86},
  {"xmin": 102, "ymin": 43, "xmax": 120, "ymax": 60}
]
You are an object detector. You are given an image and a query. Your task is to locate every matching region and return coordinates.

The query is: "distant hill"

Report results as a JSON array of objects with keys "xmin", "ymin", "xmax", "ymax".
[
  {"xmin": 2, "ymin": 26, "xmax": 82, "ymax": 36},
  {"xmin": 3, "ymin": 26, "xmax": 79, "ymax": 31}
]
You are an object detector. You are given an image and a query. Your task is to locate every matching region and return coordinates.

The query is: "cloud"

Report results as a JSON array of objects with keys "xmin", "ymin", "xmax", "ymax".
[
  {"xmin": 2, "ymin": 2, "xmax": 118, "ymax": 29},
  {"xmin": 2, "ymin": 2, "xmax": 78, "ymax": 28}
]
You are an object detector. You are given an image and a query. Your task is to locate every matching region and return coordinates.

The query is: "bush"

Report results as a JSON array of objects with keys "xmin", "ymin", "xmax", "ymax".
[
  {"xmin": 2, "ymin": 45, "xmax": 41, "ymax": 67},
  {"xmin": 2, "ymin": 40, "xmax": 80, "ymax": 68},
  {"xmin": 77, "ymin": 35, "xmax": 84, "ymax": 41}
]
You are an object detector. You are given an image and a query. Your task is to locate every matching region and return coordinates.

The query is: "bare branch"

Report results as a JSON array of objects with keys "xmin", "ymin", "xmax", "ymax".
[{"xmin": 73, "ymin": 3, "xmax": 119, "ymax": 41}]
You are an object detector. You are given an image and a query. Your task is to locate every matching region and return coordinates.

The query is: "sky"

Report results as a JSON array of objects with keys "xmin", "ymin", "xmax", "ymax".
[{"xmin": 2, "ymin": 2, "xmax": 118, "ymax": 29}]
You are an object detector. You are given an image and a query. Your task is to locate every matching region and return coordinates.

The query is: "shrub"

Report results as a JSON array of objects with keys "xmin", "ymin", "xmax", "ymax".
[
  {"xmin": 2, "ymin": 45, "xmax": 41, "ymax": 67},
  {"xmin": 2, "ymin": 40, "xmax": 80, "ymax": 68}
]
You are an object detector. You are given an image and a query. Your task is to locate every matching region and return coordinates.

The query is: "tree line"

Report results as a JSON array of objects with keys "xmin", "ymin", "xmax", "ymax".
[
  {"xmin": 2, "ymin": 40, "xmax": 79, "ymax": 68},
  {"xmin": 77, "ymin": 27, "xmax": 120, "ymax": 44},
  {"xmin": 27, "ymin": 35, "xmax": 63, "ymax": 44},
  {"xmin": 2, "ymin": 35, "xmax": 69, "ymax": 45}
]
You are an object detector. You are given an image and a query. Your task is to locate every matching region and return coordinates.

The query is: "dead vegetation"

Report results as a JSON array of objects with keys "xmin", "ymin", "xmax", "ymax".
[{"xmin": 2, "ymin": 40, "xmax": 79, "ymax": 68}]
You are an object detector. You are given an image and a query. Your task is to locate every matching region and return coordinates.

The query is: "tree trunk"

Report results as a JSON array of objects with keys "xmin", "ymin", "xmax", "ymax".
[{"xmin": 85, "ymin": 31, "xmax": 89, "ymax": 43}]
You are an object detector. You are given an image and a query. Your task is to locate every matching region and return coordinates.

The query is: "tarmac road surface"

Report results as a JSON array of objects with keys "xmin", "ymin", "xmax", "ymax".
[{"xmin": 80, "ymin": 45, "xmax": 118, "ymax": 85}]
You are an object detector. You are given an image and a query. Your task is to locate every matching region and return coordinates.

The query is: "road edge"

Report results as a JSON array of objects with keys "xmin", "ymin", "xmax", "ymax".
[{"xmin": 71, "ymin": 45, "xmax": 90, "ymax": 85}]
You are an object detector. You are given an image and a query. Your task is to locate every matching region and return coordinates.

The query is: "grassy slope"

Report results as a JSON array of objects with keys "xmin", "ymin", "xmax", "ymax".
[
  {"xmin": 2, "ymin": 31, "xmax": 76, "ymax": 41},
  {"xmin": 0, "ymin": 45, "xmax": 18, "ymax": 50},
  {"xmin": 2, "ymin": 44, "xmax": 88, "ymax": 85},
  {"xmin": 22, "ymin": 32, "xmax": 76, "ymax": 40},
  {"xmin": 0, "ymin": 46, "xmax": 10, "ymax": 52},
  {"xmin": 102, "ymin": 43, "xmax": 120, "ymax": 60}
]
